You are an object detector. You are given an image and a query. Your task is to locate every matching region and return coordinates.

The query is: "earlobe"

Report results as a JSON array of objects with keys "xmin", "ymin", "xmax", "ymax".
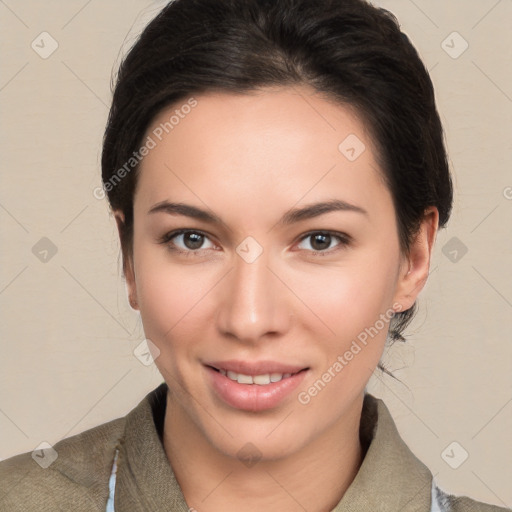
[
  {"xmin": 392, "ymin": 207, "xmax": 439, "ymax": 312},
  {"xmin": 113, "ymin": 210, "xmax": 139, "ymax": 311}
]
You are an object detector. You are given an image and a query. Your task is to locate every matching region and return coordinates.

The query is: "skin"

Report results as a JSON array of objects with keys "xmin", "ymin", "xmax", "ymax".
[{"xmin": 114, "ymin": 85, "xmax": 439, "ymax": 512}]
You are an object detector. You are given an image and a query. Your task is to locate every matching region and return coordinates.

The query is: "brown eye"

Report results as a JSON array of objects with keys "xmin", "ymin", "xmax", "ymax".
[
  {"xmin": 310, "ymin": 233, "xmax": 331, "ymax": 251},
  {"xmin": 181, "ymin": 232, "xmax": 206, "ymax": 250},
  {"xmin": 160, "ymin": 229, "xmax": 216, "ymax": 253},
  {"xmin": 297, "ymin": 231, "xmax": 350, "ymax": 253}
]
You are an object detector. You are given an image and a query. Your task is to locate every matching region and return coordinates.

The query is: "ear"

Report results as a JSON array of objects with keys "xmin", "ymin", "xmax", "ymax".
[
  {"xmin": 392, "ymin": 206, "xmax": 439, "ymax": 312},
  {"xmin": 113, "ymin": 210, "xmax": 139, "ymax": 311}
]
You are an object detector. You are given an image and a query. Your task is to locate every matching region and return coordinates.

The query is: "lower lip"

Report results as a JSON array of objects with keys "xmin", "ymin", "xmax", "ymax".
[{"xmin": 206, "ymin": 366, "xmax": 308, "ymax": 412}]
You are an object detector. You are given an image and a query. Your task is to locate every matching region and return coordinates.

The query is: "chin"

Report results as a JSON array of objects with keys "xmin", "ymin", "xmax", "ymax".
[{"xmin": 208, "ymin": 425, "xmax": 310, "ymax": 463}]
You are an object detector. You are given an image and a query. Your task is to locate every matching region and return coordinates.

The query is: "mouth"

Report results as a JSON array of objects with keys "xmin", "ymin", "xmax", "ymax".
[{"xmin": 204, "ymin": 361, "xmax": 310, "ymax": 411}]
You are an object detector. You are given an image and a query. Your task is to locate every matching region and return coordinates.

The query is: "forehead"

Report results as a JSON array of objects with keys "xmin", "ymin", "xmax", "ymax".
[{"xmin": 135, "ymin": 86, "xmax": 390, "ymax": 219}]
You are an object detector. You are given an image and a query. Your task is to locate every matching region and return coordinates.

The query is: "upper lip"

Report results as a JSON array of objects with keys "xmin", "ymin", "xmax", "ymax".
[{"xmin": 205, "ymin": 360, "xmax": 309, "ymax": 376}]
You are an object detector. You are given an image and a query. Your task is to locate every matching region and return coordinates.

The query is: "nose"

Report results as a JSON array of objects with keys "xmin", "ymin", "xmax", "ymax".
[{"xmin": 216, "ymin": 250, "xmax": 293, "ymax": 344}]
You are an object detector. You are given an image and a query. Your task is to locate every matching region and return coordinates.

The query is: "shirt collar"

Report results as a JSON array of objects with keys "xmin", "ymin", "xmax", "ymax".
[
  {"xmin": 115, "ymin": 382, "xmax": 433, "ymax": 511},
  {"xmin": 332, "ymin": 390, "xmax": 433, "ymax": 511}
]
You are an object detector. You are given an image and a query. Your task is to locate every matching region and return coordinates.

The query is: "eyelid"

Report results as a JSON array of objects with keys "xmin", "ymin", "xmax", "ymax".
[
  {"xmin": 294, "ymin": 230, "xmax": 352, "ymax": 254},
  {"xmin": 158, "ymin": 228, "xmax": 218, "ymax": 253}
]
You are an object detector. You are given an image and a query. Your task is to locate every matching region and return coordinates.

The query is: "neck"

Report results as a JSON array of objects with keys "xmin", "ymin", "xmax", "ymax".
[{"xmin": 162, "ymin": 393, "xmax": 365, "ymax": 512}]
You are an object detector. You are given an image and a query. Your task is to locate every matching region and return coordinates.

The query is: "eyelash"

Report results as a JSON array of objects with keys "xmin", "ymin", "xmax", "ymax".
[{"xmin": 158, "ymin": 229, "xmax": 352, "ymax": 257}]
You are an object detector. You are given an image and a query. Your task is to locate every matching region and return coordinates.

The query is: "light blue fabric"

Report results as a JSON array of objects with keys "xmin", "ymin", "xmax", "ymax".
[
  {"xmin": 105, "ymin": 448, "xmax": 119, "ymax": 512},
  {"xmin": 431, "ymin": 479, "xmax": 445, "ymax": 512}
]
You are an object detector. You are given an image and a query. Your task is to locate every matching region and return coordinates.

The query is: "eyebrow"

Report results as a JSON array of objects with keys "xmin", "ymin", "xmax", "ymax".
[{"xmin": 148, "ymin": 199, "xmax": 368, "ymax": 226}]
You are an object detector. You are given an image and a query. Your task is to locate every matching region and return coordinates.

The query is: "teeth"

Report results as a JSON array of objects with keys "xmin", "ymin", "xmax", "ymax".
[
  {"xmin": 237, "ymin": 373, "xmax": 253, "ymax": 384},
  {"xmin": 253, "ymin": 374, "xmax": 271, "ymax": 385},
  {"xmin": 222, "ymin": 370, "xmax": 293, "ymax": 385}
]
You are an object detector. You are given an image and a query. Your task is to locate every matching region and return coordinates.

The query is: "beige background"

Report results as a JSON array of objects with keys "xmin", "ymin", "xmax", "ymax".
[{"xmin": 1, "ymin": 0, "xmax": 511, "ymax": 507}]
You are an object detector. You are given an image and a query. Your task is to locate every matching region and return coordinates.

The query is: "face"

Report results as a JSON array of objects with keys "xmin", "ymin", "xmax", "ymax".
[{"xmin": 116, "ymin": 85, "xmax": 437, "ymax": 462}]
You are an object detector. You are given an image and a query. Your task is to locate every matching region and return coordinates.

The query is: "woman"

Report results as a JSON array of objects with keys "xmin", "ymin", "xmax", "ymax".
[{"xmin": 0, "ymin": 0, "xmax": 509, "ymax": 510}]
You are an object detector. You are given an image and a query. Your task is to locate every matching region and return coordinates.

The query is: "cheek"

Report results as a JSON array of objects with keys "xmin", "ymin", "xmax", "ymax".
[
  {"xmin": 294, "ymin": 260, "xmax": 399, "ymax": 413},
  {"xmin": 133, "ymin": 259, "xmax": 214, "ymax": 396},
  {"xmin": 292, "ymin": 250, "xmax": 400, "ymax": 398},
  {"xmin": 290, "ymin": 252, "xmax": 398, "ymax": 337},
  {"xmin": 132, "ymin": 246, "xmax": 208, "ymax": 351}
]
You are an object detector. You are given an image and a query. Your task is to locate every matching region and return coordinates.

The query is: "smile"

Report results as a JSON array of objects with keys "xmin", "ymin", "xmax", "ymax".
[{"xmin": 205, "ymin": 361, "xmax": 309, "ymax": 411}]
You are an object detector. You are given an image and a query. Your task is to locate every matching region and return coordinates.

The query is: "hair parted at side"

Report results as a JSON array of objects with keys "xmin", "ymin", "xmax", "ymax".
[{"xmin": 101, "ymin": 0, "xmax": 453, "ymax": 349}]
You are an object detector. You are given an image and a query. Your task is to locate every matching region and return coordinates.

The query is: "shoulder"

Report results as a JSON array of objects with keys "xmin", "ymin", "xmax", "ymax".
[
  {"xmin": 433, "ymin": 483, "xmax": 511, "ymax": 512},
  {"xmin": 0, "ymin": 415, "xmax": 125, "ymax": 512},
  {"xmin": 363, "ymin": 394, "xmax": 510, "ymax": 512}
]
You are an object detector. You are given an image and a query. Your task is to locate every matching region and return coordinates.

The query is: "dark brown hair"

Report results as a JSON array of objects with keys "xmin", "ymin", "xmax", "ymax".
[{"xmin": 101, "ymin": 0, "xmax": 453, "ymax": 346}]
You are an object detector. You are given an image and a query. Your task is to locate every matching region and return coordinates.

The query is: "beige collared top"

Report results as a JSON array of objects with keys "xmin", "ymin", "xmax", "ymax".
[{"xmin": 0, "ymin": 382, "xmax": 509, "ymax": 511}]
